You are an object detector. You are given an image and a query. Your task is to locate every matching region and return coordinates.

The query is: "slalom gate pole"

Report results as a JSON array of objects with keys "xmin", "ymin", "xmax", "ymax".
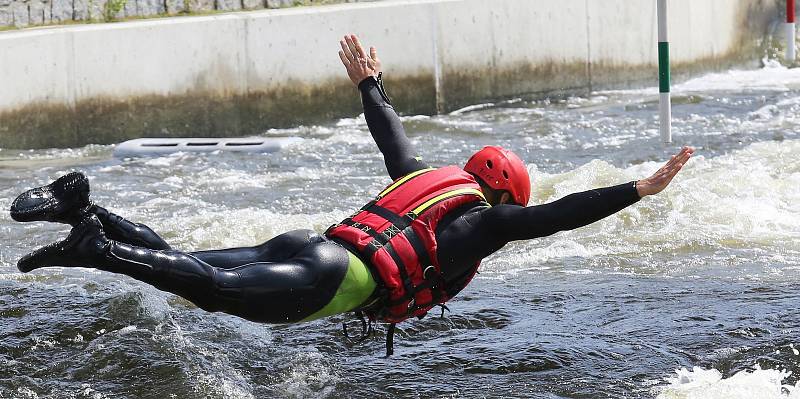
[
  {"xmin": 657, "ymin": 0, "xmax": 672, "ymax": 143},
  {"xmin": 788, "ymin": 0, "xmax": 796, "ymax": 62}
]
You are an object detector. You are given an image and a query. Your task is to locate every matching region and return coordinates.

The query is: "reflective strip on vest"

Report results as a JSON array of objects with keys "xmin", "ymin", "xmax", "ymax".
[
  {"xmin": 378, "ymin": 168, "xmax": 435, "ymax": 198},
  {"xmin": 411, "ymin": 188, "xmax": 485, "ymax": 215}
]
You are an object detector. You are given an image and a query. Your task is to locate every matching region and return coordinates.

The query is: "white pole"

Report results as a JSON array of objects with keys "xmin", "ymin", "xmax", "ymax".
[
  {"xmin": 657, "ymin": 0, "xmax": 672, "ymax": 143},
  {"xmin": 788, "ymin": 0, "xmax": 796, "ymax": 62}
]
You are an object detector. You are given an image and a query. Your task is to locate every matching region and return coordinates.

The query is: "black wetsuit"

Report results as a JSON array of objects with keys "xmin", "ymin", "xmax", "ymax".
[{"xmin": 65, "ymin": 76, "xmax": 640, "ymax": 324}]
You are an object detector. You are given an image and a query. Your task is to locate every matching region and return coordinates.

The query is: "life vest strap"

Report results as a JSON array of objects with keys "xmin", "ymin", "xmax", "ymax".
[
  {"xmin": 381, "ymin": 241, "xmax": 416, "ymax": 303},
  {"xmin": 332, "ymin": 219, "xmax": 418, "ymax": 305},
  {"xmin": 342, "ymin": 311, "xmax": 373, "ymax": 343},
  {"xmin": 334, "ymin": 219, "xmax": 398, "ymax": 259},
  {"xmin": 384, "ymin": 273, "xmax": 442, "ymax": 307},
  {"xmin": 362, "ymin": 202, "xmax": 414, "ymax": 230},
  {"xmin": 386, "ymin": 323, "xmax": 396, "ymax": 357},
  {"xmin": 402, "ymin": 225, "xmax": 430, "ymax": 270}
]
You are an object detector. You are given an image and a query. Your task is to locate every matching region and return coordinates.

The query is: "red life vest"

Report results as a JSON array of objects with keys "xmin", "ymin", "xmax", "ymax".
[{"xmin": 326, "ymin": 166, "xmax": 487, "ymax": 323}]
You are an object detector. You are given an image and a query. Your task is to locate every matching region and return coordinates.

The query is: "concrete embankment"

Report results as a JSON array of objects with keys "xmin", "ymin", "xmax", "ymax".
[
  {"xmin": 0, "ymin": 0, "xmax": 297, "ymax": 28},
  {"xmin": 0, "ymin": 0, "xmax": 784, "ymax": 149}
]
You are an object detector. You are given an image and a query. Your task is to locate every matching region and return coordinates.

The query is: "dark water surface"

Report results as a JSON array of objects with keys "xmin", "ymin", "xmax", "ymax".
[{"xmin": 1, "ymin": 64, "xmax": 799, "ymax": 398}]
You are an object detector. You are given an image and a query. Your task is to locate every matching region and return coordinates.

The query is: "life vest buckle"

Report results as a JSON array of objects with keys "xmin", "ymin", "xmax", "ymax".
[{"xmin": 423, "ymin": 265, "xmax": 438, "ymax": 280}]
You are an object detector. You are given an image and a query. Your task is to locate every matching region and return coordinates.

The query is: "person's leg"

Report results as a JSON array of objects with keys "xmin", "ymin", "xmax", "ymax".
[
  {"xmin": 190, "ymin": 229, "xmax": 321, "ymax": 269},
  {"xmin": 180, "ymin": 229, "xmax": 379, "ymax": 319},
  {"xmin": 225, "ymin": 241, "xmax": 376, "ymax": 322},
  {"xmin": 92, "ymin": 215, "xmax": 323, "ymax": 270},
  {"xmin": 90, "ymin": 205, "xmax": 172, "ymax": 250},
  {"xmin": 17, "ymin": 215, "xmax": 377, "ymax": 323},
  {"xmin": 11, "ymin": 173, "xmax": 330, "ymax": 266}
]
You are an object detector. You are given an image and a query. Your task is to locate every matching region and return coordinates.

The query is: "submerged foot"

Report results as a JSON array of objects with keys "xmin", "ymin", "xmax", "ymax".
[
  {"xmin": 17, "ymin": 214, "xmax": 109, "ymax": 273},
  {"xmin": 10, "ymin": 172, "xmax": 91, "ymax": 226}
]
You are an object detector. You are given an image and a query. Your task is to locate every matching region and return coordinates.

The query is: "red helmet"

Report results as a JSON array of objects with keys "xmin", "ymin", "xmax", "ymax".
[{"xmin": 464, "ymin": 146, "xmax": 531, "ymax": 206}]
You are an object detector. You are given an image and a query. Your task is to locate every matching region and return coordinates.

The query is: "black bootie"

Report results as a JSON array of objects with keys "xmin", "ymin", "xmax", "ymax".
[
  {"xmin": 10, "ymin": 172, "xmax": 91, "ymax": 226},
  {"xmin": 11, "ymin": 173, "xmax": 171, "ymax": 250},
  {"xmin": 90, "ymin": 205, "xmax": 172, "ymax": 250},
  {"xmin": 17, "ymin": 214, "xmax": 109, "ymax": 272}
]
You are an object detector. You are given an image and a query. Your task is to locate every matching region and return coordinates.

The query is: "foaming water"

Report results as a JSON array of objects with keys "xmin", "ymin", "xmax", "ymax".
[
  {"xmin": 504, "ymin": 140, "xmax": 800, "ymax": 279},
  {"xmin": 1, "ymin": 64, "xmax": 800, "ymax": 398},
  {"xmin": 658, "ymin": 365, "xmax": 800, "ymax": 399}
]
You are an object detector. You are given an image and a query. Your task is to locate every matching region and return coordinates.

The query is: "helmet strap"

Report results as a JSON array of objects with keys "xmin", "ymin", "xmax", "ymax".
[{"xmin": 469, "ymin": 173, "xmax": 510, "ymax": 206}]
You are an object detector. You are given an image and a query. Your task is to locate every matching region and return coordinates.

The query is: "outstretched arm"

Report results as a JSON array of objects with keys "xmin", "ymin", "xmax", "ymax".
[
  {"xmin": 437, "ymin": 148, "xmax": 695, "ymax": 267},
  {"xmin": 338, "ymin": 34, "xmax": 428, "ymax": 180},
  {"xmin": 493, "ymin": 146, "xmax": 696, "ymax": 241}
]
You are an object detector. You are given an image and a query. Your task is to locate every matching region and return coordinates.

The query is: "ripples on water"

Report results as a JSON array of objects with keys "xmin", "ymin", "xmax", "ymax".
[{"xmin": 1, "ymin": 62, "xmax": 800, "ymax": 398}]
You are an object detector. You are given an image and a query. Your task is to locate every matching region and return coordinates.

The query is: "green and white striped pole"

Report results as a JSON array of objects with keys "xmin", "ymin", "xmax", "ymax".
[{"xmin": 657, "ymin": 0, "xmax": 672, "ymax": 143}]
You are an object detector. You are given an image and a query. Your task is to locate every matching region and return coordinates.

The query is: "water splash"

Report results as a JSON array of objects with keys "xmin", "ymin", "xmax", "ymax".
[
  {"xmin": 657, "ymin": 365, "xmax": 799, "ymax": 399},
  {"xmin": 502, "ymin": 139, "xmax": 800, "ymax": 279}
]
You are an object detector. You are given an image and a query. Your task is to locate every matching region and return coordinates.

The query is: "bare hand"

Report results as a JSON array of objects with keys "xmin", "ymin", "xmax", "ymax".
[
  {"xmin": 636, "ymin": 146, "xmax": 695, "ymax": 197},
  {"xmin": 338, "ymin": 34, "xmax": 381, "ymax": 86}
]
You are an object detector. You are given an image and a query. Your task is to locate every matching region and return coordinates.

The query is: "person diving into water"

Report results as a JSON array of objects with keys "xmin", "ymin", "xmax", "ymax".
[{"xmin": 11, "ymin": 35, "xmax": 694, "ymax": 355}]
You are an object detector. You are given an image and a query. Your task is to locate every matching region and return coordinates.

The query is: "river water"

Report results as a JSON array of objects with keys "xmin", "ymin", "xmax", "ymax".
[{"xmin": 1, "ymin": 61, "xmax": 799, "ymax": 398}]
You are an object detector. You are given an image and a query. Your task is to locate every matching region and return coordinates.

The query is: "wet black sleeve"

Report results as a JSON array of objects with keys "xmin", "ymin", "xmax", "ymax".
[
  {"xmin": 437, "ymin": 182, "xmax": 642, "ymax": 271},
  {"xmin": 359, "ymin": 76, "xmax": 429, "ymax": 180}
]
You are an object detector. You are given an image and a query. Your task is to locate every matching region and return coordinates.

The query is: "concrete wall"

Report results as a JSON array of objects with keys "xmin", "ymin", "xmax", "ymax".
[
  {"xmin": 0, "ymin": 0, "xmax": 783, "ymax": 148},
  {"xmin": 0, "ymin": 0, "xmax": 377, "ymax": 29}
]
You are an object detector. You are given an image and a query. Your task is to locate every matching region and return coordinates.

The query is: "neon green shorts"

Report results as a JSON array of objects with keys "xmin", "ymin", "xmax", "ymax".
[{"xmin": 301, "ymin": 251, "xmax": 377, "ymax": 322}]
